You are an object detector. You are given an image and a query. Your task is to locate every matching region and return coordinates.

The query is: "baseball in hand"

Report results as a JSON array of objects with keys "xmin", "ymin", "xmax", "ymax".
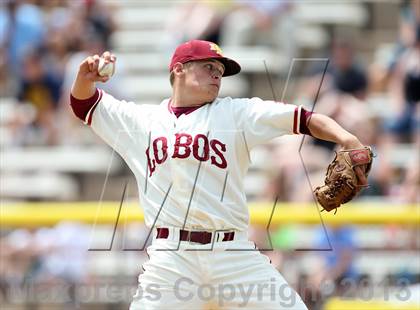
[{"xmin": 98, "ymin": 57, "xmax": 115, "ymax": 77}]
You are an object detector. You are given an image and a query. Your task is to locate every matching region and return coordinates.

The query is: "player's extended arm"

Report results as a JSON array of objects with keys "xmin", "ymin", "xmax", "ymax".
[
  {"xmin": 307, "ymin": 113, "xmax": 368, "ymax": 186},
  {"xmin": 71, "ymin": 51, "xmax": 116, "ymax": 99},
  {"xmin": 307, "ymin": 113, "xmax": 362, "ymax": 149}
]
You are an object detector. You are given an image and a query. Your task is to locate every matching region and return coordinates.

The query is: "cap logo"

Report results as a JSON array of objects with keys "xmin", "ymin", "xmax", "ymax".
[{"xmin": 209, "ymin": 43, "xmax": 223, "ymax": 56}]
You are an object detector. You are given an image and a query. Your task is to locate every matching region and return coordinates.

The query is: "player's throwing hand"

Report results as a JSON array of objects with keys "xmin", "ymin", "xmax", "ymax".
[
  {"xmin": 71, "ymin": 51, "xmax": 116, "ymax": 100},
  {"xmin": 78, "ymin": 51, "xmax": 116, "ymax": 83}
]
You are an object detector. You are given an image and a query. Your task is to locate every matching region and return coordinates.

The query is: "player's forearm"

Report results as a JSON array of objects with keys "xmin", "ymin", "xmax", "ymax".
[
  {"xmin": 307, "ymin": 113, "xmax": 363, "ymax": 149},
  {"xmin": 71, "ymin": 74, "xmax": 96, "ymax": 99}
]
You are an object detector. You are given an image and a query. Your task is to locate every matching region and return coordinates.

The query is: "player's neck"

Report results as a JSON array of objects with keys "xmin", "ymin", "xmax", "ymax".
[{"xmin": 170, "ymin": 92, "xmax": 207, "ymax": 108}]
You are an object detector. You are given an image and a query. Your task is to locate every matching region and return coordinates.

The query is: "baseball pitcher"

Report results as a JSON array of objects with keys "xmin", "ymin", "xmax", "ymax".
[{"xmin": 70, "ymin": 40, "xmax": 372, "ymax": 309}]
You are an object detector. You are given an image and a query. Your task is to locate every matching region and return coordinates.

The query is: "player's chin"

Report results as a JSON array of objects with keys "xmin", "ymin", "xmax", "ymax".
[
  {"xmin": 206, "ymin": 94, "xmax": 218, "ymax": 102},
  {"xmin": 206, "ymin": 88, "xmax": 219, "ymax": 100}
]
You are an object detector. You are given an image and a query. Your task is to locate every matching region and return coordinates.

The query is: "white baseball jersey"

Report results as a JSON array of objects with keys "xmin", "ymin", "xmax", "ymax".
[{"xmin": 72, "ymin": 89, "xmax": 307, "ymax": 231}]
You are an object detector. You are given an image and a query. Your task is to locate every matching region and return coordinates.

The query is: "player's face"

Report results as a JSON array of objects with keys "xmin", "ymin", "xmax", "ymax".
[{"xmin": 183, "ymin": 60, "xmax": 225, "ymax": 101}]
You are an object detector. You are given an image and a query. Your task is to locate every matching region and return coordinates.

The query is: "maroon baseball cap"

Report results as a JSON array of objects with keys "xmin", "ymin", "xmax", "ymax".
[{"xmin": 169, "ymin": 40, "xmax": 241, "ymax": 77}]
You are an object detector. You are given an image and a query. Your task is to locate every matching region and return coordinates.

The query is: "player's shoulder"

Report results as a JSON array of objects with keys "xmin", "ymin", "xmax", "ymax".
[
  {"xmin": 213, "ymin": 96, "xmax": 269, "ymax": 110},
  {"xmin": 122, "ymin": 99, "xmax": 168, "ymax": 119},
  {"xmin": 212, "ymin": 96, "xmax": 262, "ymax": 106},
  {"xmin": 212, "ymin": 96, "xmax": 296, "ymax": 118},
  {"xmin": 101, "ymin": 90, "xmax": 167, "ymax": 107},
  {"xmin": 100, "ymin": 91, "xmax": 167, "ymax": 117},
  {"xmin": 143, "ymin": 98, "xmax": 169, "ymax": 110},
  {"xmin": 158, "ymin": 98, "xmax": 171, "ymax": 108}
]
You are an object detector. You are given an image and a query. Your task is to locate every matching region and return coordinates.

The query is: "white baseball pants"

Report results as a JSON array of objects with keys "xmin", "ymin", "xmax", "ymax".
[{"xmin": 130, "ymin": 228, "xmax": 308, "ymax": 310}]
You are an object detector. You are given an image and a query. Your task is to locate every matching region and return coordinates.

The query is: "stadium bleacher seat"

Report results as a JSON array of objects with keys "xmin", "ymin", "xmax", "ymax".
[
  {"xmin": 0, "ymin": 172, "xmax": 78, "ymax": 200},
  {"xmin": 0, "ymin": 146, "xmax": 122, "ymax": 173}
]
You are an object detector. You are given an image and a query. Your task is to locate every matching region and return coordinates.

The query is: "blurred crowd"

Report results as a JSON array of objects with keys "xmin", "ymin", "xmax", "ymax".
[
  {"xmin": 0, "ymin": 0, "xmax": 419, "ymax": 308},
  {"xmin": 0, "ymin": 222, "xmax": 90, "ymax": 304},
  {"xmin": 1, "ymin": 0, "xmax": 418, "ymax": 203},
  {"xmin": 259, "ymin": 1, "xmax": 419, "ymax": 205},
  {"xmin": 0, "ymin": 0, "xmax": 116, "ymax": 145}
]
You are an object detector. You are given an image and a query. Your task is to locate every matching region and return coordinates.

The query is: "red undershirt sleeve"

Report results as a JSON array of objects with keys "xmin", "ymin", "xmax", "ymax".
[
  {"xmin": 299, "ymin": 108, "xmax": 314, "ymax": 136},
  {"xmin": 70, "ymin": 88, "xmax": 103, "ymax": 125}
]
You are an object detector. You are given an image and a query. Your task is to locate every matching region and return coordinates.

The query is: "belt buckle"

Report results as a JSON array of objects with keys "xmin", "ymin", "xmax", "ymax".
[
  {"xmin": 203, "ymin": 231, "xmax": 212, "ymax": 244},
  {"xmin": 188, "ymin": 229, "xmax": 212, "ymax": 244}
]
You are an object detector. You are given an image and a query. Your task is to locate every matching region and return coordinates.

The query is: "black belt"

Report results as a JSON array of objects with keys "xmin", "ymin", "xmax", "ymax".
[{"xmin": 156, "ymin": 227, "xmax": 235, "ymax": 244}]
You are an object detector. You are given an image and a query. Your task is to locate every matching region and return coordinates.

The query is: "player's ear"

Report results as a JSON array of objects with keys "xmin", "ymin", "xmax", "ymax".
[{"xmin": 173, "ymin": 62, "xmax": 186, "ymax": 77}]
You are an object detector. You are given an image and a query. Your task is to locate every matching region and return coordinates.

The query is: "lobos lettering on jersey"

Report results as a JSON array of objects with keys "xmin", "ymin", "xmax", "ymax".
[{"xmin": 146, "ymin": 133, "xmax": 227, "ymax": 176}]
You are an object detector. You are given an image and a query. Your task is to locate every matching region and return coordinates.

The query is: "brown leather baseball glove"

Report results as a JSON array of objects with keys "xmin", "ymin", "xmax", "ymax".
[{"xmin": 314, "ymin": 146, "xmax": 374, "ymax": 213}]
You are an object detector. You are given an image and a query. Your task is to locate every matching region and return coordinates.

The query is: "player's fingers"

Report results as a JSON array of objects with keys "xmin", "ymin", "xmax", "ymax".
[
  {"xmin": 87, "ymin": 55, "xmax": 100, "ymax": 72},
  {"xmin": 355, "ymin": 166, "xmax": 368, "ymax": 186},
  {"xmin": 101, "ymin": 51, "xmax": 116, "ymax": 65},
  {"xmin": 92, "ymin": 54, "xmax": 100, "ymax": 71},
  {"xmin": 102, "ymin": 51, "xmax": 112, "ymax": 62},
  {"xmin": 98, "ymin": 75, "xmax": 110, "ymax": 83},
  {"xmin": 86, "ymin": 56, "xmax": 95, "ymax": 72}
]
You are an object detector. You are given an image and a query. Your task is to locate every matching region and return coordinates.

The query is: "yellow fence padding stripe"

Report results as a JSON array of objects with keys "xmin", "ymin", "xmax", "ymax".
[
  {"xmin": 0, "ymin": 202, "xmax": 418, "ymax": 227},
  {"xmin": 324, "ymin": 297, "xmax": 419, "ymax": 310}
]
